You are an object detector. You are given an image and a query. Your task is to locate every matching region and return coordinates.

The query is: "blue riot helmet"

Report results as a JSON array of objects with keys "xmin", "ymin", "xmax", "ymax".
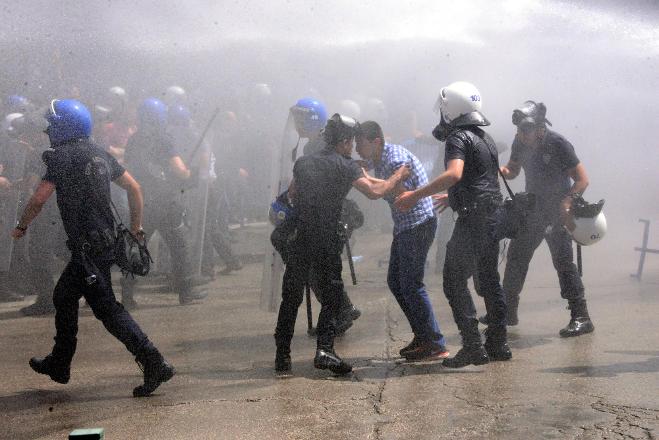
[
  {"xmin": 268, "ymin": 191, "xmax": 295, "ymax": 227},
  {"xmin": 290, "ymin": 97, "xmax": 327, "ymax": 137},
  {"xmin": 167, "ymin": 104, "xmax": 192, "ymax": 127},
  {"xmin": 44, "ymin": 99, "xmax": 92, "ymax": 145},
  {"xmin": 138, "ymin": 98, "xmax": 167, "ymax": 128}
]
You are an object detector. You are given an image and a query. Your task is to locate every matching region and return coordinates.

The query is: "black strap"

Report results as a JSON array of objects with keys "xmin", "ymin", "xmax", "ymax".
[{"xmin": 482, "ymin": 133, "xmax": 515, "ymax": 200}]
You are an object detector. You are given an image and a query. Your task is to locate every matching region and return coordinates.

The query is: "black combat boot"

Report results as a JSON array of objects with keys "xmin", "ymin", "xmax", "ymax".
[
  {"xmin": 275, "ymin": 340, "xmax": 292, "ymax": 374},
  {"xmin": 484, "ymin": 326, "xmax": 512, "ymax": 361},
  {"xmin": 29, "ymin": 355, "xmax": 70, "ymax": 384},
  {"xmin": 314, "ymin": 348, "xmax": 352, "ymax": 375},
  {"xmin": 442, "ymin": 345, "xmax": 489, "ymax": 369},
  {"xmin": 133, "ymin": 349, "xmax": 175, "ymax": 397},
  {"xmin": 559, "ymin": 300, "xmax": 594, "ymax": 338}
]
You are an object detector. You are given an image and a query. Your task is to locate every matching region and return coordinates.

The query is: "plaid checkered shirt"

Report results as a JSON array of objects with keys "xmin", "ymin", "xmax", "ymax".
[{"xmin": 374, "ymin": 143, "xmax": 435, "ymax": 235}]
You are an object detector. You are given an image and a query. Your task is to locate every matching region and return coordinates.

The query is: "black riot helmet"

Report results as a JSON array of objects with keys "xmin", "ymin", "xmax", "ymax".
[
  {"xmin": 512, "ymin": 100, "xmax": 552, "ymax": 129},
  {"xmin": 323, "ymin": 113, "xmax": 360, "ymax": 147}
]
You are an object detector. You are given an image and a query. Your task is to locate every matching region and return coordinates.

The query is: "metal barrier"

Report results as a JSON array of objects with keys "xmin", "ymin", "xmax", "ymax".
[{"xmin": 631, "ymin": 219, "xmax": 659, "ymax": 281}]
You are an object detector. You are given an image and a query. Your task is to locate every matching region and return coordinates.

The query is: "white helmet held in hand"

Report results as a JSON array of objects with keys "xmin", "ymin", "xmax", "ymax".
[
  {"xmin": 434, "ymin": 81, "xmax": 483, "ymax": 124},
  {"xmin": 570, "ymin": 198, "xmax": 607, "ymax": 246}
]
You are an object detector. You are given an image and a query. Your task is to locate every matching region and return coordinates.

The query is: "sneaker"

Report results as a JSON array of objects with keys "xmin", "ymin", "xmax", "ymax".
[
  {"xmin": 484, "ymin": 341, "xmax": 512, "ymax": 361},
  {"xmin": 442, "ymin": 345, "xmax": 489, "ymax": 369},
  {"xmin": 313, "ymin": 349, "xmax": 352, "ymax": 375},
  {"xmin": 179, "ymin": 290, "xmax": 208, "ymax": 305},
  {"xmin": 20, "ymin": 301, "xmax": 55, "ymax": 316},
  {"xmin": 559, "ymin": 317, "xmax": 594, "ymax": 338},
  {"xmin": 403, "ymin": 342, "xmax": 450, "ymax": 362},
  {"xmin": 133, "ymin": 355, "xmax": 175, "ymax": 397},
  {"xmin": 399, "ymin": 337, "xmax": 421, "ymax": 357},
  {"xmin": 29, "ymin": 355, "xmax": 70, "ymax": 384}
]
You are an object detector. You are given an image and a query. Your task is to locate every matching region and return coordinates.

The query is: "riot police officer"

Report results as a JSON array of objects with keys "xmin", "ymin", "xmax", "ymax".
[
  {"xmin": 396, "ymin": 82, "xmax": 511, "ymax": 368},
  {"xmin": 291, "ymin": 98, "xmax": 361, "ymax": 333},
  {"xmin": 275, "ymin": 113, "xmax": 410, "ymax": 375},
  {"xmin": 483, "ymin": 101, "xmax": 593, "ymax": 337},
  {"xmin": 12, "ymin": 99, "xmax": 174, "ymax": 397},
  {"xmin": 121, "ymin": 98, "xmax": 207, "ymax": 307}
]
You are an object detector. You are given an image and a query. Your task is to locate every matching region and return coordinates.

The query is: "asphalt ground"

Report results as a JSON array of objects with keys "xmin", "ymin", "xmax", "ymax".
[{"xmin": 1, "ymin": 228, "xmax": 657, "ymax": 439}]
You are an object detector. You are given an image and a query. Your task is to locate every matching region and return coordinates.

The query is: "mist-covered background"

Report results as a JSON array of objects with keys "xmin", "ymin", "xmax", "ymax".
[{"xmin": 1, "ymin": 0, "xmax": 657, "ymax": 265}]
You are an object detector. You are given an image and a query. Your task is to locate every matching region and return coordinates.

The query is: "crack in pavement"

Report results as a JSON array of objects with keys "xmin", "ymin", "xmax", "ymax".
[
  {"xmin": 580, "ymin": 399, "xmax": 659, "ymax": 440},
  {"xmin": 368, "ymin": 299, "xmax": 401, "ymax": 440}
]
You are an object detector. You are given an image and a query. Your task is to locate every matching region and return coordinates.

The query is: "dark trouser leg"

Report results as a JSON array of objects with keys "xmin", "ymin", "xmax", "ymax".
[
  {"xmin": 314, "ymin": 249, "xmax": 344, "ymax": 351},
  {"xmin": 212, "ymin": 192, "xmax": 240, "ymax": 267},
  {"xmin": 474, "ymin": 224, "xmax": 507, "ymax": 343},
  {"xmin": 392, "ymin": 218, "xmax": 445, "ymax": 346},
  {"xmin": 502, "ymin": 220, "xmax": 545, "ymax": 316},
  {"xmin": 546, "ymin": 226, "xmax": 588, "ymax": 317},
  {"xmin": 51, "ymin": 262, "xmax": 84, "ymax": 364},
  {"xmin": 159, "ymin": 222, "xmax": 193, "ymax": 297},
  {"xmin": 84, "ymin": 260, "xmax": 154, "ymax": 357},
  {"xmin": 443, "ymin": 218, "xmax": 481, "ymax": 347},
  {"xmin": 274, "ymin": 251, "xmax": 310, "ymax": 351}
]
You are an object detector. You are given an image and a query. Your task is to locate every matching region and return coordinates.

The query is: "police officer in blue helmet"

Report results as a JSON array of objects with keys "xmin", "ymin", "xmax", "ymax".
[
  {"xmin": 12, "ymin": 99, "xmax": 175, "ymax": 397},
  {"xmin": 121, "ymin": 98, "xmax": 207, "ymax": 308},
  {"xmin": 289, "ymin": 97, "xmax": 362, "ymax": 333}
]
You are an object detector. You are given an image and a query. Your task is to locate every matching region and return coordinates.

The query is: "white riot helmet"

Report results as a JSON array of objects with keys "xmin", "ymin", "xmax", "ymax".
[
  {"xmin": 108, "ymin": 86, "xmax": 127, "ymax": 99},
  {"xmin": 434, "ymin": 81, "xmax": 486, "ymax": 125},
  {"xmin": 570, "ymin": 198, "xmax": 607, "ymax": 246},
  {"xmin": 164, "ymin": 85, "xmax": 186, "ymax": 105},
  {"xmin": 338, "ymin": 99, "xmax": 361, "ymax": 120}
]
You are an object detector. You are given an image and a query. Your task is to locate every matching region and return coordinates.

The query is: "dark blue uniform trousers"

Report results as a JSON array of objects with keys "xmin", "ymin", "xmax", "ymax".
[{"xmin": 52, "ymin": 258, "xmax": 153, "ymax": 364}]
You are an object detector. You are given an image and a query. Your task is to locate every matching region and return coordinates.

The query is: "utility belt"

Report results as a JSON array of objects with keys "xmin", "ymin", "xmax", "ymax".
[
  {"xmin": 66, "ymin": 228, "xmax": 115, "ymax": 286},
  {"xmin": 454, "ymin": 195, "xmax": 502, "ymax": 218}
]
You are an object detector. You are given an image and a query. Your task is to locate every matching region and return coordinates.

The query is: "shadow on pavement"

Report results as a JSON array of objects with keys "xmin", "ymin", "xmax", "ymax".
[{"xmin": 540, "ymin": 350, "xmax": 659, "ymax": 377}]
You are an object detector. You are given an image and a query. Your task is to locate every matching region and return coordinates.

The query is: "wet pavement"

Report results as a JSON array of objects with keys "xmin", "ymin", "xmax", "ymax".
[{"xmin": 1, "ymin": 229, "xmax": 657, "ymax": 439}]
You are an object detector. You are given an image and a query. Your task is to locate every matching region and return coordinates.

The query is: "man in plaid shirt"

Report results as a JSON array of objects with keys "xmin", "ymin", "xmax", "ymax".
[{"xmin": 356, "ymin": 121, "xmax": 448, "ymax": 360}]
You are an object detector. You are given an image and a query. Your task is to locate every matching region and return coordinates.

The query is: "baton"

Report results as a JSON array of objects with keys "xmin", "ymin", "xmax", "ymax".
[
  {"xmin": 577, "ymin": 243, "xmax": 583, "ymax": 277},
  {"xmin": 187, "ymin": 107, "xmax": 221, "ymax": 163},
  {"xmin": 305, "ymin": 282, "xmax": 314, "ymax": 334},
  {"xmin": 345, "ymin": 235, "xmax": 358, "ymax": 285}
]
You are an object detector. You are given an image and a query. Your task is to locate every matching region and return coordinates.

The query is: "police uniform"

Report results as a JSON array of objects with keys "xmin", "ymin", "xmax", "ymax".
[
  {"xmin": 442, "ymin": 127, "xmax": 508, "ymax": 353},
  {"xmin": 503, "ymin": 130, "xmax": 587, "ymax": 320},
  {"xmin": 301, "ymin": 134, "xmax": 360, "ymax": 332},
  {"xmin": 275, "ymin": 147, "xmax": 362, "ymax": 359},
  {"xmin": 122, "ymin": 129, "xmax": 197, "ymax": 303},
  {"xmin": 39, "ymin": 139, "xmax": 161, "ymax": 375}
]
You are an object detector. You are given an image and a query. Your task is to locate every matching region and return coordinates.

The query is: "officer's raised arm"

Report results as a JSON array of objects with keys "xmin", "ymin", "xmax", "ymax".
[
  {"xmin": 395, "ymin": 158, "xmax": 463, "ymax": 212},
  {"xmin": 11, "ymin": 180, "xmax": 56, "ymax": 239},
  {"xmin": 352, "ymin": 164, "xmax": 409, "ymax": 200},
  {"xmin": 113, "ymin": 170, "xmax": 144, "ymax": 236},
  {"xmin": 169, "ymin": 155, "xmax": 192, "ymax": 180}
]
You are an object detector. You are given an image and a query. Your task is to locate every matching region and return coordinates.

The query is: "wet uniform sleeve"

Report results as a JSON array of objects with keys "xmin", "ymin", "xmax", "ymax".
[
  {"xmin": 556, "ymin": 137, "xmax": 580, "ymax": 171},
  {"xmin": 444, "ymin": 135, "xmax": 467, "ymax": 164},
  {"xmin": 41, "ymin": 151, "xmax": 64, "ymax": 185},
  {"xmin": 509, "ymin": 137, "xmax": 523, "ymax": 163},
  {"xmin": 343, "ymin": 158, "xmax": 364, "ymax": 184},
  {"xmin": 107, "ymin": 151, "xmax": 126, "ymax": 181}
]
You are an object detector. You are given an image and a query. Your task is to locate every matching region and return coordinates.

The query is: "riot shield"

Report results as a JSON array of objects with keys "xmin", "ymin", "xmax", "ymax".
[
  {"xmin": 0, "ymin": 137, "xmax": 28, "ymax": 272},
  {"xmin": 260, "ymin": 113, "xmax": 298, "ymax": 312},
  {"xmin": 168, "ymin": 125, "xmax": 211, "ymax": 277}
]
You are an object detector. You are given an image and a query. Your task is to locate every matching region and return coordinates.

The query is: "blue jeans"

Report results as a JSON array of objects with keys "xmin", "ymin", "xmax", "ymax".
[{"xmin": 387, "ymin": 217, "xmax": 446, "ymax": 347}]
